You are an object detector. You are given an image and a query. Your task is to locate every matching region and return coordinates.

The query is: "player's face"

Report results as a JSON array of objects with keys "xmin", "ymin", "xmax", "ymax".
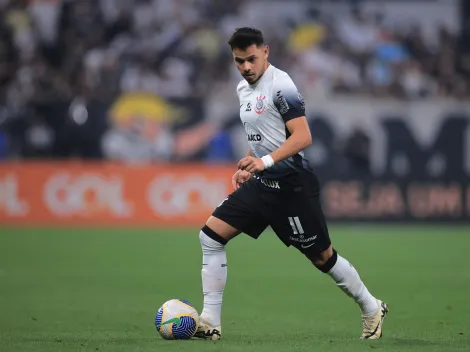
[{"xmin": 232, "ymin": 44, "xmax": 269, "ymax": 84}]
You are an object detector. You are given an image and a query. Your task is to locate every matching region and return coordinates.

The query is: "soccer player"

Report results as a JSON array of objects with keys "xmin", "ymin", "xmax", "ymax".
[{"xmin": 195, "ymin": 27, "xmax": 388, "ymax": 341}]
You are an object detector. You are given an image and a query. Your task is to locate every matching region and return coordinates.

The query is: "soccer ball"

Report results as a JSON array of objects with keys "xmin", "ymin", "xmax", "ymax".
[{"xmin": 155, "ymin": 299, "xmax": 200, "ymax": 340}]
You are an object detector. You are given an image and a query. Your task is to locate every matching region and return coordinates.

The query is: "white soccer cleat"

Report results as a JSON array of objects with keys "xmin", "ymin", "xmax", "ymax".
[
  {"xmin": 360, "ymin": 300, "xmax": 389, "ymax": 340},
  {"xmin": 194, "ymin": 318, "xmax": 222, "ymax": 341}
]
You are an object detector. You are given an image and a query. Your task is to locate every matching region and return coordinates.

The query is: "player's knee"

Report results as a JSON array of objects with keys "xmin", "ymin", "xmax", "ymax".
[
  {"xmin": 200, "ymin": 225, "xmax": 227, "ymax": 252},
  {"xmin": 309, "ymin": 247, "xmax": 337, "ymax": 272}
]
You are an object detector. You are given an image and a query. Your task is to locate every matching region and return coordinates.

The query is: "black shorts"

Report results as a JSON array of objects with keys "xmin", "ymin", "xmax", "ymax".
[{"xmin": 212, "ymin": 169, "xmax": 331, "ymax": 255}]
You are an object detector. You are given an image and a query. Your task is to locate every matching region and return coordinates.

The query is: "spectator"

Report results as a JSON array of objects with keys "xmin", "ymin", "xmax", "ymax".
[{"xmin": 0, "ymin": 0, "xmax": 467, "ymax": 161}]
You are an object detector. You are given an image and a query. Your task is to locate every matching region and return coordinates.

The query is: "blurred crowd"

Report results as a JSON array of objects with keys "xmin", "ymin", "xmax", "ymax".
[{"xmin": 0, "ymin": 0, "xmax": 468, "ymax": 162}]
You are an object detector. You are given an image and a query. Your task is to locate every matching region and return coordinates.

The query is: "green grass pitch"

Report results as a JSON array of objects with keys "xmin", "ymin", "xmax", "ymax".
[{"xmin": 0, "ymin": 225, "xmax": 469, "ymax": 351}]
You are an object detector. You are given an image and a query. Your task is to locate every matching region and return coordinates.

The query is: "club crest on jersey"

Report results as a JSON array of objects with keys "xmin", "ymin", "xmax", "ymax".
[{"xmin": 255, "ymin": 94, "xmax": 267, "ymax": 115}]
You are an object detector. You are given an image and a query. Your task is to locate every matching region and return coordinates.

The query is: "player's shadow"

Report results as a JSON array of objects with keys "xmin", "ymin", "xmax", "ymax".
[{"xmin": 388, "ymin": 338, "xmax": 442, "ymax": 347}]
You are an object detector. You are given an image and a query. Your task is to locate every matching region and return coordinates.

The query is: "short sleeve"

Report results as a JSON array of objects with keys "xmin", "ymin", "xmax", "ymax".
[{"xmin": 272, "ymin": 74, "xmax": 305, "ymax": 123}]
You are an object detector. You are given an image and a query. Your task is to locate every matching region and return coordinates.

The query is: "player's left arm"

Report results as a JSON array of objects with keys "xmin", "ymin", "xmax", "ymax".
[
  {"xmin": 238, "ymin": 117, "xmax": 311, "ymax": 172},
  {"xmin": 270, "ymin": 116, "xmax": 311, "ymax": 164}
]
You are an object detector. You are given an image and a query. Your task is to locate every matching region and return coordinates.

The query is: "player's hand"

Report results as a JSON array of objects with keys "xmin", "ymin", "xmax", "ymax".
[
  {"xmin": 232, "ymin": 169, "xmax": 252, "ymax": 190},
  {"xmin": 238, "ymin": 156, "xmax": 265, "ymax": 173}
]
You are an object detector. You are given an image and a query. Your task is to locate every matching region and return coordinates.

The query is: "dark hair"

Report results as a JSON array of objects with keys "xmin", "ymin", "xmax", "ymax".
[{"xmin": 228, "ymin": 27, "xmax": 264, "ymax": 50}]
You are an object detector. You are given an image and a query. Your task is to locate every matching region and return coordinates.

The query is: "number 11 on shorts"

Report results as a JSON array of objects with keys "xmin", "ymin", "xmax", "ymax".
[{"xmin": 288, "ymin": 216, "xmax": 304, "ymax": 235}]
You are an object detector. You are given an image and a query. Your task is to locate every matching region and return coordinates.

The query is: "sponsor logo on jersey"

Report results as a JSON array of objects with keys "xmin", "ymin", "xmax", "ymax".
[
  {"xmin": 244, "ymin": 122, "xmax": 262, "ymax": 153},
  {"xmin": 247, "ymin": 134, "xmax": 261, "ymax": 141},
  {"xmin": 245, "ymin": 102, "xmax": 252, "ymax": 111},
  {"xmin": 255, "ymin": 94, "xmax": 267, "ymax": 115},
  {"xmin": 276, "ymin": 90, "xmax": 289, "ymax": 115},
  {"xmin": 297, "ymin": 90, "xmax": 305, "ymax": 111}
]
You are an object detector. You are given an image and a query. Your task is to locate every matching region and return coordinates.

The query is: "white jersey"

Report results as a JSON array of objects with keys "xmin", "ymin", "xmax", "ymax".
[{"xmin": 237, "ymin": 64, "xmax": 313, "ymax": 178}]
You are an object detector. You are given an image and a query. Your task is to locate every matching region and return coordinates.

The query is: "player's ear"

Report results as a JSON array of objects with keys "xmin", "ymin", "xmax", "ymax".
[{"xmin": 264, "ymin": 45, "xmax": 269, "ymax": 58}]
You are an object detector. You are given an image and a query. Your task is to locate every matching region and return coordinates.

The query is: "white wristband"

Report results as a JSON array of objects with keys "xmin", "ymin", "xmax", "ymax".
[{"xmin": 261, "ymin": 155, "xmax": 275, "ymax": 169}]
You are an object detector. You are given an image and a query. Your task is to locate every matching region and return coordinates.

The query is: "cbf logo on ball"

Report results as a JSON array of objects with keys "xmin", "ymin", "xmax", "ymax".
[
  {"xmin": 244, "ymin": 122, "xmax": 262, "ymax": 153},
  {"xmin": 255, "ymin": 94, "xmax": 266, "ymax": 115}
]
